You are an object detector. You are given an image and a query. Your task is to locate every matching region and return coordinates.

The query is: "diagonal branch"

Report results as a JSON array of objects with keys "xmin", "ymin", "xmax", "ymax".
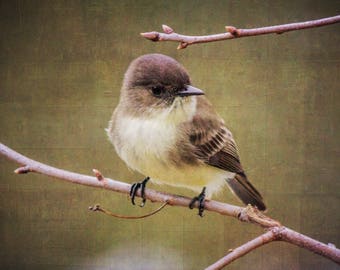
[
  {"xmin": 206, "ymin": 227, "xmax": 340, "ymax": 269},
  {"xmin": 279, "ymin": 227, "xmax": 340, "ymax": 263},
  {"xmin": 1, "ymin": 142, "xmax": 339, "ymax": 268},
  {"xmin": 141, "ymin": 15, "xmax": 340, "ymax": 49},
  {"xmin": 206, "ymin": 229, "xmax": 278, "ymax": 270}
]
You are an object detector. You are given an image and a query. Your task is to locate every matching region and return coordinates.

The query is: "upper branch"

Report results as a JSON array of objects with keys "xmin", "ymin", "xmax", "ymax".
[{"xmin": 141, "ymin": 15, "xmax": 340, "ymax": 49}]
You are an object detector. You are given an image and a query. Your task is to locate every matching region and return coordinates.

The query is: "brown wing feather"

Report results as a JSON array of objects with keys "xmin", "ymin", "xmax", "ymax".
[
  {"xmin": 183, "ymin": 96, "xmax": 266, "ymax": 210},
  {"xmin": 187, "ymin": 96, "xmax": 243, "ymax": 174},
  {"xmin": 192, "ymin": 126, "xmax": 243, "ymax": 174}
]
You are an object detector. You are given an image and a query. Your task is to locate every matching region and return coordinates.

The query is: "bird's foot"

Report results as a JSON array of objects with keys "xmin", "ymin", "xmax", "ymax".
[
  {"xmin": 189, "ymin": 187, "xmax": 206, "ymax": 217},
  {"xmin": 130, "ymin": 177, "xmax": 150, "ymax": 207}
]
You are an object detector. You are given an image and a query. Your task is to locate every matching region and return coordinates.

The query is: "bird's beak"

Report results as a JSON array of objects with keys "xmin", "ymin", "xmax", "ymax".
[{"xmin": 176, "ymin": 85, "xmax": 205, "ymax": 97}]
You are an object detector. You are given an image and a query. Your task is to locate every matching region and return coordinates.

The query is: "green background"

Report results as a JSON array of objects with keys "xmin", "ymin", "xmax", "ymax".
[{"xmin": 0, "ymin": 1, "xmax": 339, "ymax": 269}]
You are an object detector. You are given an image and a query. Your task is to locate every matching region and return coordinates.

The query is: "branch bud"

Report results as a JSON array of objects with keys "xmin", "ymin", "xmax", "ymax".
[
  {"xmin": 140, "ymin": 32, "xmax": 160, "ymax": 41},
  {"xmin": 225, "ymin": 26, "xmax": 239, "ymax": 36},
  {"xmin": 93, "ymin": 169, "xmax": 104, "ymax": 181},
  {"xmin": 162, "ymin": 24, "xmax": 174, "ymax": 34},
  {"xmin": 177, "ymin": 42, "xmax": 188, "ymax": 50},
  {"xmin": 14, "ymin": 165, "xmax": 31, "ymax": 174}
]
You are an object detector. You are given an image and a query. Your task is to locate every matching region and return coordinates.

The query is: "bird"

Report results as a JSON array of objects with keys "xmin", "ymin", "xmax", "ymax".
[{"xmin": 106, "ymin": 53, "xmax": 266, "ymax": 216}]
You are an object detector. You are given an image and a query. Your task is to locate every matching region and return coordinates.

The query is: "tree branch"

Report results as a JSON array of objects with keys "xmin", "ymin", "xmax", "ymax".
[
  {"xmin": 1, "ymin": 142, "xmax": 339, "ymax": 268},
  {"xmin": 279, "ymin": 227, "xmax": 340, "ymax": 263},
  {"xmin": 206, "ymin": 227, "xmax": 340, "ymax": 269},
  {"xmin": 0, "ymin": 142, "xmax": 243, "ymax": 219},
  {"xmin": 141, "ymin": 15, "xmax": 340, "ymax": 49},
  {"xmin": 206, "ymin": 229, "xmax": 277, "ymax": 270}
]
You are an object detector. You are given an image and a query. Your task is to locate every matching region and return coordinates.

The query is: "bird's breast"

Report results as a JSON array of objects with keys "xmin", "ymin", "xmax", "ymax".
[
  {"xmin": 109, "ymin": 97, "xmax": 197, "ymax": 174},
  {"xmin": 114, "ymin": 115, "xmax": 179, "ymax": 172}
]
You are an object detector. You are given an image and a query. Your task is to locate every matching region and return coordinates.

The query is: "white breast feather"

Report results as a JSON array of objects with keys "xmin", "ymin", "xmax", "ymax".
[{"xmin": 112, "ymin": 97, "xmax": 197, "ymax": 174}]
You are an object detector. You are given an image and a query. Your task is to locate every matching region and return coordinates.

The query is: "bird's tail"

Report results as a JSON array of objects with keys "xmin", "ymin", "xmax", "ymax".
[{"xmin": 226, "ymin": 173, "xmax": 266, "ymax": 211}]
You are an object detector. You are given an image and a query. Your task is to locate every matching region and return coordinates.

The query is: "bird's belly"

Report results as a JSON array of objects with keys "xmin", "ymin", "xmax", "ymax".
[
  {"xmin": 145, "ymin": 161, "xmax": 235, "ymax": 198},
  {"xmin": 149, "ymin": 163, "xmax": 210, "ymax": 186}
]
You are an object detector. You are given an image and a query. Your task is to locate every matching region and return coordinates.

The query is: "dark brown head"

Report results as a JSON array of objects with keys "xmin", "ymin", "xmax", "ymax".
[{"xmin": 119, "ymin": 54, "xmax": 204, "ymax": 116}]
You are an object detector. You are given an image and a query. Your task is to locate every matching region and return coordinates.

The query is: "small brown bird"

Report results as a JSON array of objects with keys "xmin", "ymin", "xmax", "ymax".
[{"xmin": 106, "ymin": 54, "xmax": 266, "ymax": 216}]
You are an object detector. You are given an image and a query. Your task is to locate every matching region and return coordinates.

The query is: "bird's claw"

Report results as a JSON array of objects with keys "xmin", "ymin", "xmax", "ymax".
[
  {"xmin": 189, "ymin": 187, "xmax": 206, "ymax": 217},
  {"xmin": 130, "ymin": 177, "xmax": 150, "ymax": 207}
]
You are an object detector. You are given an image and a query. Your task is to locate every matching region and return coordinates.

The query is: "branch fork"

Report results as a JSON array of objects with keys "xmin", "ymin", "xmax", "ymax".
[{"xmin": 238, "ymin": 205, "xmax": 281, "ymax": 227}]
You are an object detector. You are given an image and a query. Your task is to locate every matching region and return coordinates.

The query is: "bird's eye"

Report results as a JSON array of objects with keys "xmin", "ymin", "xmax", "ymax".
[{"xmin": 151, "ymin": 86, "xmax": 163, "ymax": 97}]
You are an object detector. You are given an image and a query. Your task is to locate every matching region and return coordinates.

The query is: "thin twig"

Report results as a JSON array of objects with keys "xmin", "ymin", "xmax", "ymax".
[
  {"xmin": 89, "ymin": 202, "xmax": 168, "ymax": 219},
  {"xmin": 1, "ymin": 142, "xmax": 339, "ymax": 266},
  {"xmin": 141, "ymin": 15, "xmax": 340, "ymax": 49}
]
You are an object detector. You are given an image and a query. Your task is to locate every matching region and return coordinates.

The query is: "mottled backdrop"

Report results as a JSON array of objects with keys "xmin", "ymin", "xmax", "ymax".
[{"xmin": 0, "ymin": 1, "xmax": 339, "ymax": 269}]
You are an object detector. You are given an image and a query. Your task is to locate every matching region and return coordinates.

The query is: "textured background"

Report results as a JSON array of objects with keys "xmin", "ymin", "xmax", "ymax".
[{"xmin": 0, "ymin": 1, "xmax": 339, "ymax": 269}]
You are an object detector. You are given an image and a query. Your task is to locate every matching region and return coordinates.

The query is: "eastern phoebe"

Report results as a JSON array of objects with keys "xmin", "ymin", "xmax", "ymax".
[{"xmin": 107, "ymin": 54, "xmax": 266, "ymax": 216}]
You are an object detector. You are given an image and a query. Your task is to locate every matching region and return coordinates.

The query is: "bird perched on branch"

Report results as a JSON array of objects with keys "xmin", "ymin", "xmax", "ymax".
[{"xmin": 107, "ymin": 53, "xmax": 266, "ymax": 216}]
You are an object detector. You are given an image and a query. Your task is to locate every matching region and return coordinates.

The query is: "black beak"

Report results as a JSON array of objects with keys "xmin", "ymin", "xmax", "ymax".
[{"xmin": 176, "ymin": 85, "xmax": 205, "ymax": 97}]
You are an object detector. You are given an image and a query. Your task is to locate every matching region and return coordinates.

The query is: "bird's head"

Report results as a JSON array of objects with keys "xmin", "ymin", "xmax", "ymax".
[{"xmin": 119, "ymin": 54, "xmax": 204, "ymax": 117}]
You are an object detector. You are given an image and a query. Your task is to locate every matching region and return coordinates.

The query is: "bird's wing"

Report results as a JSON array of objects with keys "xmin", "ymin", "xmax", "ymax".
[
  {"xmin": 182, "ymin": 96, "xmax": 265, "ymax": 209},
  {"xmin": 185, "ymin": 96, "xmax": 243, "ymax": 174},
  {"xmin": 189, "ymin": 121, "xmax": 243, "ymax": 174}
]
